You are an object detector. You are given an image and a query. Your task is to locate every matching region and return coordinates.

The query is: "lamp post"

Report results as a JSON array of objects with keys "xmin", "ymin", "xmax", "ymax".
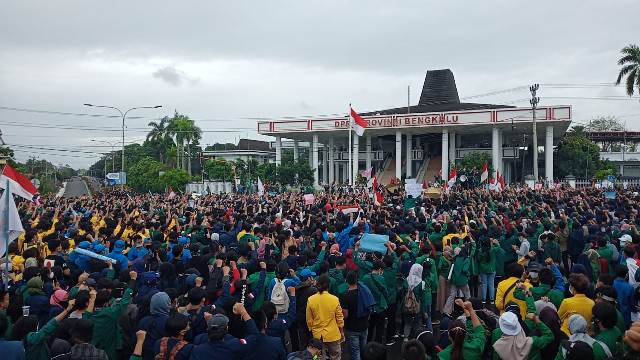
[
  {"xmin": 84, "ymin": 104, "xmax": 162, "ymax": 184},
  {"xmin": 90, "ymin": 139, "xmax": 118, "ymax": 174}
]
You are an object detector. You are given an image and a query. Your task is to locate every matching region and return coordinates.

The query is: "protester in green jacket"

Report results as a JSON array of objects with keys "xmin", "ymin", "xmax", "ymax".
[
  {"xmin": 438, "ymin": 299, "xmax": 486, "ymax": 360},
  {"xmin": 21, "ymin": 298, "xmax": 75, "ymax": 360},
  {"xmin": 85, "ymin": 271, "xmax": 137, "ymax": 360},
  {"xmin": 328, "ymin": 257, "xmax": 348, "ymax": 297},
  {"xmin": 477, "ymin": 238, "xmax": 505, "ymax": 304},
  {"xmin": 362, "ymin": 260, "xmax": 390, "ymax": 343},
  {"xmin": 592, "ymin": 301, "xmax": 623, "ymax": 358}
]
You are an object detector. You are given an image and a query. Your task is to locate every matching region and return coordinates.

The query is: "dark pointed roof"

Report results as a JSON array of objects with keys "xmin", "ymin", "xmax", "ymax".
[
  {"xmin": 419, "ymin": 69, "xmax": 460, "ymax": 105},
  {"xmin": 363, "ymin": 69, "xmax": 514, "ymax": 116}
]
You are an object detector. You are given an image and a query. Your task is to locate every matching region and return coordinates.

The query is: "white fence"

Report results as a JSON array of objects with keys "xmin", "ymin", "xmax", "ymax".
[
  {"xmin": 185, "ymin": 181, "xmax": 233, "ymax": 194},
  {"xmin": 564, "ymin": 179, "xmax": 640, "ymax": 189}
]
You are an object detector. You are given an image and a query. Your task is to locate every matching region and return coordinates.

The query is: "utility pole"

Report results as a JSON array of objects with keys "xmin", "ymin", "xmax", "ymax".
[{"xmin": 530, "ymin": 84, "xmax": 540, "ymax": 182}]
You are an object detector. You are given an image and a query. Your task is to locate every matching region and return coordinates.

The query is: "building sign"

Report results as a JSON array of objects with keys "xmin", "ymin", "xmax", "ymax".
[{"xmin": 258, "ymin": 106, "xmax": 571, "ymax": 135}]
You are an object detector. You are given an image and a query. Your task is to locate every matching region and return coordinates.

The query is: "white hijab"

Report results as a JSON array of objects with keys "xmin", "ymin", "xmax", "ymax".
[{"xmin": 407, "ymin": 264, "xmax": 423, "ymax": 290}]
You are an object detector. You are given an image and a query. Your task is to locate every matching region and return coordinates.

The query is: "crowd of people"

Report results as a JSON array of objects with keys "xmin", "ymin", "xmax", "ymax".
[{"xmin": 3, "ymin": 184, "xmax": 640, "ymax": 359}]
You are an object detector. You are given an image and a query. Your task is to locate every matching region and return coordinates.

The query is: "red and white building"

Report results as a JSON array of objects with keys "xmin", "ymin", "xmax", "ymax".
[{"xmin": 257, "ymin": 69, "xmax": 572, "ymax": 186}]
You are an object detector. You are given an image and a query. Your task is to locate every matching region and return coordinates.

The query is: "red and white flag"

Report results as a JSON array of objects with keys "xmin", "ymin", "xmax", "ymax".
[
  {"xmin": 498, "ymin": 171, "xmax": 506, "ymax": 191},
  {"xmin": 447, "ymin": 168, "xmax": 457, "ymax": 187},
  {"xmin": 372, "ymin": 176, "xmax": 384, "ymax": 206},
  {"xmin": 480, "ymin": 163, "xmax": 488, "ymax": 183},
  {"xmin": 0, "ymin": 164, "xmax": 38, "ymax": 201},
  {"xmin": 337, "ymin": 205, "xmax": 359, "ymax": 215},
  {"xmin": 350, "ymin": 107, "xmax": 367, "ymax": 137},
  {"xmin": 443, "ymin": 180, "xmax": 450, "ymax": 194},
  {"xmin": 360, "ymin": 167, "xmax": 373, "ymax": 179}
]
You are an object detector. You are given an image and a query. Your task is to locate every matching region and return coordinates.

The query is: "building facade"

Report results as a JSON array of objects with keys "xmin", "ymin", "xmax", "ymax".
[{"xmin": 257, "ymin": 70, "xmax": 572, "ymax": 186}]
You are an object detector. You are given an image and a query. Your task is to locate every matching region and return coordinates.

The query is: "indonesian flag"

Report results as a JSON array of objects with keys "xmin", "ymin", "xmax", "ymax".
[
  {"xmin": 167, "ymin": 186, "xmax": 176, "ymax": 199},
  {"xmin": 480, "ymin": 163, "xmax": 488, "ymax": 183},
  {"xmin": 0, "ymin": 164, "xmax": 38, "ymax": 201},
  {"xmin": 447, "ymin": 168, "xmax": 457, "ymax": 187},
  {"xmin": 337, "ymin": 205, "xmax": 359, "ymax": 215},
  {"xmin": 498, "ymin": 171, "xmax": 506, "ymax": 191},
  {"xmin": 350, "ymin": 107, "xmax": 367, "ymax": 136},
  {"xmin": 372, "ymin": 176, "xmax": 384, "ymax": 206}
]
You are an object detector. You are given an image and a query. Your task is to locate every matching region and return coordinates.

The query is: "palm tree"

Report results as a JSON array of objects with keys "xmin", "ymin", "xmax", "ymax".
[
  {"xmin": 616, "ymin": 44, "xmax": 640, "ymax": 96},
  {"xmin": 146, "ymin": 117, "xmax": 172, "ymax": 163}
]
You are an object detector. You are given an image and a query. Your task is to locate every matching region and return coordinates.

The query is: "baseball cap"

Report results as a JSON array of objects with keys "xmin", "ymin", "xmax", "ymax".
[
  {"xmin": 620, "ymin": 234, "xmax": 632, "ymax": 244},
  {"xmin": 299, "ymin": 269, "xmax": 316, "ymax": 280},
  {"xmin": 498, "ymin": 311, "xmax": 522, "ymax": 336},
  {"xmin": 207, "ymin": 313, "xmax": 229, "ymax": 330}
]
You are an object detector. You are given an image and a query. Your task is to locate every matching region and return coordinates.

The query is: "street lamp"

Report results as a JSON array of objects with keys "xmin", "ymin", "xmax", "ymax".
[
  {"xmin": 84, "ymin": 104, "xmax": 162, "ymax": 181},
  {"xmin": 90, "ymin": 139, "xmax": 118, "ymax": 173}
]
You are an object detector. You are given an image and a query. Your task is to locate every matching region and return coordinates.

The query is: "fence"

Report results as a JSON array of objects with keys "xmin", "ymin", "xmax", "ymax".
[
  {"xmin": 563, "ymin": 178, "xmax": 640, "ymax": 189},
  {"xmin": 185, "ymin": 181, "xmax": 233, "ymax": 194}
]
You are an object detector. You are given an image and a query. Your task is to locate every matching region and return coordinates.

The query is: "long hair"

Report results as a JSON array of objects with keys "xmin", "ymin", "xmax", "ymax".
[{"xmin": 448, "ymin": 319, "xmax": 466, "ymax": 360}]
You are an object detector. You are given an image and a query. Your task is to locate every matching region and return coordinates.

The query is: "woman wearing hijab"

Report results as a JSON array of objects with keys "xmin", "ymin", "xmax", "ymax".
[
  {"xmin": 492, "ymin": 311, "xmax": 553, "ymax": 360},
  {"xmin": 538, "ymin": 307, "xmax": 566, "ymax": 360},
  {"xmin": 24, "ymin": 277, "xmax": 49, "ymax": 328},
  {"xmin": 48, "ymin": 289, "xmax": 68, "ymax": 320},
  {"xmin": 555, "ymin": 314, "xmax": 611, "ymax": 360},
  {"xmin": 403, "ymin": 264, "xmax": 429, "ymax": 337}
]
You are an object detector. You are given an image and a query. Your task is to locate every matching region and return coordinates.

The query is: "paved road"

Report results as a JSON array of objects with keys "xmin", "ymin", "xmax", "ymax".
[{"xmin": 63, "ymin": 177, "xmax": 91, "ymax": 198}]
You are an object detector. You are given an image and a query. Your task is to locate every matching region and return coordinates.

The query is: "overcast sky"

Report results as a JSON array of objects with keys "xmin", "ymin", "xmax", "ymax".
[{"xmin": 1, "ymin": 0, "xmax": 639, "ymax": 168}]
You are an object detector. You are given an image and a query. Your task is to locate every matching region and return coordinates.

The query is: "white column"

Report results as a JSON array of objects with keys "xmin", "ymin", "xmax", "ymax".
[
  {"xmin": 449, "ymin": 132, "xmax": 456, "ymax": 167},
  {"xmin": 545, "ymin": 126, "xmax": 554, "ymax": 183},
  {"xmin": 328, "ymin": 138, "xmax": 335, "ymax": 184},
  {"xmin": 342, "ymin": 162, "xmax": 348, "ymax": 183},
  {"xmin": 308, "ymin": 141, "xmax": 313, "ymax": 166},
  {"xmin": 293, "ymin": 140, "xmax": 299, "ymax": 162},
  {"xmin": 406, "ymin": 133, "xmax": 413, "ymax": 178},
  {"xmin": 441, "ymin": 129, "xmax": 449, "ymax": 180},
  {"xmin": 312, "ymin": 135, "xmax": 319, "ymax": 187},
  {"xmin": 492, "ymin": 127, "xmax": 501, "ymax": 179},
  {"xmin": 366, "ymin": 135, "xmax": 372, "ymax": 171},
  {"xmin": 323, "ymin": 145, "xmax": 329, "ymax": 185},
  {"xmin": 352, "ymin": 135, "xmax": 359, "ymax": 183},
  {"xmin": 395, "ymin": 131, "xmax": 402, "ymax": 179},
  {"xmin": 275, "ymin": 136, "xmax": 282, "ymax": 166}
]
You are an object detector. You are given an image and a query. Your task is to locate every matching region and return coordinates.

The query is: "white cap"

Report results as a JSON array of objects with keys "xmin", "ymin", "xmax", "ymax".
[
  {"xmin": 620, "ymin": 234, "xmax": 632, "ymax": 244},
  {"xmin": 499, "ymin": 311, "xmax": 522, "ymax": 336}
]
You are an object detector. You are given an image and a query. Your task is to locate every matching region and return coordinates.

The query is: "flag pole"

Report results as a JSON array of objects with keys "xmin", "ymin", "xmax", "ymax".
[
  {"xmin": 3, "ymin": 180, "xmax": 10, "ymax": 287},
  {"xmin": 348, "ymin": 104, "xmax": 353, "ymax": 187}
]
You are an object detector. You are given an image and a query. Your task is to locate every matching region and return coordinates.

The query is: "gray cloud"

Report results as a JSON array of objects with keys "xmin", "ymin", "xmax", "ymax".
[{"xmin": 152, "ymin": 66, "xmax": 198, "ymax": 86}]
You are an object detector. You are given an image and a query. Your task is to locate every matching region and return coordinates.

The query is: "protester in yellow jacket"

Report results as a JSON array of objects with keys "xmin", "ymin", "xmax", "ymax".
[
  {"xmin": 495, "ymin": 263, "xmax": 531, "ymax": 319},
  {"xmin": 558, "ymin": 273, "xmax": 595, "ymax": 336}
]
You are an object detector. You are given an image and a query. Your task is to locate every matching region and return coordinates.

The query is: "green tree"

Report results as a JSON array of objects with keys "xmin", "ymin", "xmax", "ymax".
[
  {"xmin": 585, "ymin": 116, "xmax": 624, "ymax": 132},
  {"xmin": 457, "ymin": 152, "xmax": 491, "ymax": 171},
  {"xmin": 159, "ymin": 169, "xmax": 191, "ymax": 192},
  {"xmin": 166, "ymin": 112, "xmax": 201, "ymax": 175},
  {"xmin": 616, "ymin": 44, "xmax": 640, "ymax": 96},
  {"xmin": 204, "ymin": 159, "xmax": 234, "ymax": 182},
  {"xmin": 146, "ymin": 116, "xmax": 174, "ymax": 164},
  {"xmin": 554, "ymin": 131, "xmax": 615, "ymax": 179}
]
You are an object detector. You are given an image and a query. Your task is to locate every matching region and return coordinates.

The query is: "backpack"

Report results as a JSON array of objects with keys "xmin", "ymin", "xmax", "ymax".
[
  {"xmin": 155, "ymin": 337, "xmax": 190, "ymax": 360},
  {"xmin": 403, "ymin": 282, "xmax": 423, "ymax": 315},
  {"xmin": 271, "ymin": 278, "xmax": 290, "ymax": 314}
]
